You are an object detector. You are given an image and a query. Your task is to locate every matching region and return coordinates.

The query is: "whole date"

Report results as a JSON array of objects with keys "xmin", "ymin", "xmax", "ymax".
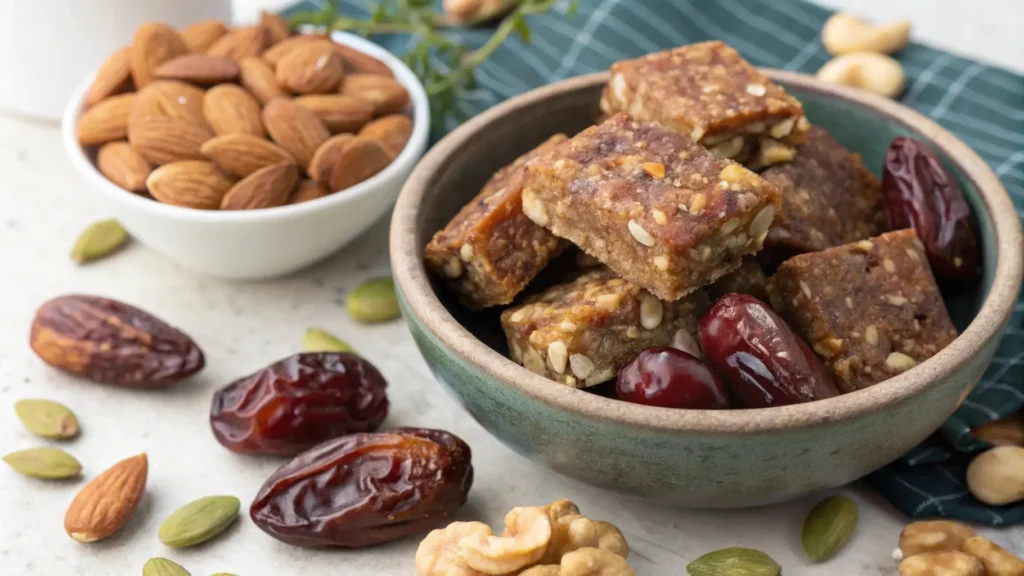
[
  {"xmin": 617, "ymin": 347, "xmax": 730, "ymax": 409},
  {"xmin": 699, "ymin": 294, "xmax": 839, "ymax": 408},
  {"xmin": 210, "ymin": 352, "xmax": 388, "ymax": 457},
  {"xmin": 250, "ymin": 427, "xmax": 473, "ymax": 548},
  {"xmin": 882, "ymin": 136, "xmax": 981, "ymax": 286}
]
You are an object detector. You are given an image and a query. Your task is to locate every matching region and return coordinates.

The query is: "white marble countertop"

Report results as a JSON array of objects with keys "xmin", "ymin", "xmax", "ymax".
[{"xmin": 1, "ymin": 1, "xmax": 1022, "ymax": 575}]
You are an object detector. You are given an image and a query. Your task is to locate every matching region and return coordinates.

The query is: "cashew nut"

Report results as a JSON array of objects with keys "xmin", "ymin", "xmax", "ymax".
[
  {"xmin": 899, "ymin": 520, "xmax": 976, "ymax": 557},
  {"xmin": 816, "ymin": 52, "xmax": 905, "ymax": 98},
  {"xmin": 821, "ymin": 13, "xmax": 911, "ymax": 56},
  {"xmin": 416, "ymin": 522, "xmax": 494, "ymax": 576},
  {"xmin": 962, "ymin": 536, "xmax": 1024, "ymax": 576},
  {"xmin": 972, "ymin": 414, "xmax": 1024, "ymax": 446},
  {"xmin": 521, "ymin": 548, "xmax": 635, "ymax": 576},
  {"xmin": 967, "ymin": 446, "xmax": 1024, "ymax": 505},
  {"xmin": 898, "ymin": 551, "xmax": 983, "ymax": 576},
  {"xmin": 459, "ymin": 506, "xmax": 552, "ymax": 574}
]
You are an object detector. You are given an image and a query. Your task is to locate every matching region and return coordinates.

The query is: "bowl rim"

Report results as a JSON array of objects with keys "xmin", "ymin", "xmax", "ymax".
[
  {"xmin": 61, "ymin": 31, "xmax": 430, "ymax": 224},
  {"xmin": 391, "ymin": 69, "xmax": 1024, "ymax": 434}
]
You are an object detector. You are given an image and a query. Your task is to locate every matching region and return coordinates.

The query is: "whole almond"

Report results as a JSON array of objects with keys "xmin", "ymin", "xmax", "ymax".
[
  {"xmin": 276, "ymin": 43, "xmax": 343, "ymax": 94},
  {"xmin": 131, "ymin": 23, "xmax": 188, "ymax": 88},
  {"xmin": 207, "ymin": 26, "xmax": 267, "ymax": 61},
  {"xmin": 129, "ymin": 118, "xmax": 213, "ymax": 165},
  {"xmin": 154, "ymin": 54, "xmax": 239, "ymax": 86},
  {"xmin": 294, "ymin": 95, "xmax": 373, "ymax": 133},
  {"xmin": 326, "ymin": 137, "xmax": 392, "ymax": 192},
  {"xmin": 359, "ymin": 114, "xmax": 413, "ymax": 158},
  {"xmin": 332, "ymin": 44, "xmax": 393, "ymax": 77},
  {"xmin": 263, "ymin": 35, "xmax": 328, "ymax": 68},
  {"xmin": 129, "ymin": 81, "xmax": 207, "ymax": 128},
  {"xmin": 239, "ymin": 57, "xmax": 289, "ymax": 104},
  {"xmin": 263, "ymin": 98, "xmax": 330, "ymax": 170},
  {"xmin": 97, "ymin": 141, "xmax": 152, "ymax": 191},
  {"xmin": 181, "ymin": 20, "xmax": 229, "ymax": 53},
  {"xmin": 85, "ymin": 47, "xmax": 133, "ymax": 107},
  {"xmin": 64, "ymin": 453, "xmax": 148, "ymax": 543},
  {"xmin": 308, "ymin": 134, "xmax": 355, "ymax": 184},
  {"xmin": 77, "ymin": 93, "xmax": 137, "ymax": 146},
  {"xmin": 261, "ymin": 11, "xmax": 292, "ymax": 45},
  {"xmin": 147, "ymin": 161, "xmax": 236, "ymax": 209},
  {"xmin": 203, "ymin": 84, "xmax": 264, "ymax": 136},
  {"xmin": 289, "ymin": 179, "xmax": 330, "ymax": 204},
  {"xmin": 201, "ymin": 133, "xmax": 295, "ymax": 178},
  {"xmin": 221, "ymin": 161, "xmax": 298, "ymax": 210},
  {"xmin": 340, "ymin": 74, "xmax": 409, "ymax": 116}
]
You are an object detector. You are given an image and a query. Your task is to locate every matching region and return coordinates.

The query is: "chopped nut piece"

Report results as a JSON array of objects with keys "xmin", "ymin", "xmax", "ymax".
[
  {"xmin": 642, "ymin": 162, "xmax": 665, "ymax": 179},
  {"xmin": 864, "ymin": 324, "xmax": 879, "ymax": 345},
  {"xmin": 883, "ymin": 258, "xmax": 896, "ymax": 273},
  {"xmin": 569, "ymin": 354, "xmax": 596, "ymax": 379},
  {"xmin": 639, "ymin": 296, "xmax": 664, "ymax": 330},
  {"xmin": 548, "ymin": 341, "xmax": 568, "ymax": 374},
  {"xmin": 627, "ymin": 220, "xmax": 655, "ymax": 247}
]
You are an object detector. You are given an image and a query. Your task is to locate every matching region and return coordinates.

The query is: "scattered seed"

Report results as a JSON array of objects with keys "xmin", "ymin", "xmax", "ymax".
[
  {"xmin": 302, "ymin": 328, "xmax": 353, "ymax": 353},
  {"xmin": 346, "ymin": 277, "xmax": 400, "ymax": 323},
  {"xmin": 15, "ymin": 399, "xmax": 79, "ymax": 439},
  {"xmin": 70, "ymin": 219, "xmax": 128, "ymax": 264}
]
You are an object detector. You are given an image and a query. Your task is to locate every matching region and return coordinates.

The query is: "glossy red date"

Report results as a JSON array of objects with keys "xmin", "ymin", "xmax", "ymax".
[
  {"xmin": 617, "ymin": 347, "xmax": 730, "ymax": 409},
  {"xmin": 210, "ymin": 352, "xmax": 388, "ymax": 457},
  {"xmin": 882, "ymin": 136, "xmax": 981, "ymax": 286},
  {"xmin": 698, "ymin": 294, "xmax": 839, "ymax": 408}
]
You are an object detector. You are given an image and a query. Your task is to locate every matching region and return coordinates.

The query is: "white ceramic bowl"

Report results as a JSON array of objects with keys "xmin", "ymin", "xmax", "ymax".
[{"xmin": 62, "ymin": 32, "xmax": 429, "ymax": 279}]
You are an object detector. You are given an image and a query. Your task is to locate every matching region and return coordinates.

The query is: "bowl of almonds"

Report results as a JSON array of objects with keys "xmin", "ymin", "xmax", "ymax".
[{"xmin": 61, "ymin": 15, "xmax": 428, "ymax": 279}]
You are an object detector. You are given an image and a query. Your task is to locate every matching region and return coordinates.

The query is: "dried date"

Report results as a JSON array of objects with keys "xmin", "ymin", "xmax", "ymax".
[
  {"xmin": 250, "ymin": 427, "xmax": 473, "ymax": 548},
  {"xmin": 210, "ymin": 352, "xmax": 388, "ymax": 457},
  {"xmin": 617, "ymin": 347, "xmax": 730, "ymax": 409},
  {"xmin": 882, "ymin": 136, "xmax": 981, "ymax": 286},
  {"xmin": 29, "ymin": 294, "xmax": 204, "ymax": 388}
]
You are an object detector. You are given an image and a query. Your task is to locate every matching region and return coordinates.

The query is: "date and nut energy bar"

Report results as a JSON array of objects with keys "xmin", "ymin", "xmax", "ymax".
[
  {"xmin": 500, "ymin": 268, "xmax": 708, "ymax": 387},
  {"xmin": 766, "ymin": 229, "xmax": 958, "ymax": 393},
  {"xmin": 706, "ymin": 256, "xmax": 769, "ymax": 302},
  {"xmin": 599, "ymin": 41, "xmax": 809, "ymax": 169},
  {"xmin": 521, "ymin": 113, "xmax": 779, "ymax": 301},
  {"xmin": 425, "ymin": 135, "xmax": 569, "ymax": 309}
]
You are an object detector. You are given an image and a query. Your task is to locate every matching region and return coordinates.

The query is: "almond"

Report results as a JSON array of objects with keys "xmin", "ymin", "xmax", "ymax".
[
  {"xmin": 339, "ymin": 74, "xmax": 409, "ymax": 116},
  {"xmin": 128, "ymin": 80, "xmax": 207, "ymax": 128},
  {"xmin": 129, "ymin": 117, "xmax": 213, "ymax": 165},
  {"xmin": 332, "ymin": 43, "xmax": 393, "ymax": 77},
  {"xmin": 289, "ymin": 179, "xmax": 330, "ymax": 204},
  {"xmin": 275, "ymin": 43, "xmax": 343, "ymax": 94},
  {"xmin": 263, "ymin": 35, "xmax": 329, "ymax": 68},
  {"xmin": 221, "ymin": 161, "xmax": 298, "ymax": 210},
  {"xmin": 64, "ymin": 453, "xmax": 147, "ymax": 543},
  {"xmin": 201, "ymin": 133, "xmax": 295, "ymax": 178},
  {"xmin": 293, "ymin": 94, "xmax": 373, "ymax": 133},
  {"xmin": 207, "ymin": 26, "xmax": 267, "ymax": 61},
  {"xmin": 239, "ymin": 57, "xmax": 289, "ymax": 104},
  {"xmin": 180, "ymin": 19, "xmax": 229, "ymax": 53},
  {"xmin": 131, "ymin": 23, "xmax": 188, "ymax": 88},
  {"xmin": 203, "ymin": 85, "xmax": 264, "ymax": 136},
  {"xmin": 325, "ymin": 137, "xmax": 392, "ymax": 192},
  {"xmin": 97, "ymin": 141, "xmax": 152, "ymax": 192},
  {"xmin": 77, "ymin": 93, "xmax": 137, "ymax": 146},
  {"xmin": 153, "ymin": 54, "xmax": 239, "ymax": 85},
  {"xmin": 263, "ymin": 98, "xmax": 330, "ymax": 170},
  {"xmin": 308, "ymin": 134, "xmax": 355, "ymax": 183},
  {"xmin": 147, "ymin": 161, "xmax": 236, "ymax": 209},
  {"xmin": 261, "ymin": 11, "xmax": 292, "ymax": 45},
  {"xmin": 85, "ymin": 47, "xmax": 133, "ymax": 108},
  {"xmin": 359, "ymin": 114, "xmax": 413, "ymax": 158}
]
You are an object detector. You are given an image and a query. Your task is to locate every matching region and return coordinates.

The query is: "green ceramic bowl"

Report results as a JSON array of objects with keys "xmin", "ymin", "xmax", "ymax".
[{"xmin": 390, "ymin": 71, "xmax": 1023, "ymax": 507}]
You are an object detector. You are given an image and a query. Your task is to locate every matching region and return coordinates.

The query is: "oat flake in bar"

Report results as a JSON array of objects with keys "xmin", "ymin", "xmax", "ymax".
[
  {"xmin": 425, "ymin": 134, "xmax": 569, "ymax": 309},
  {"xmin": 766, "ymin": 229, "xmax": 958, "ymax": 393},
  {"xmin": 521, "ymin": 113, "xmax": 779, "ymax": 301},
  {"xmin": 500, "ymin": 268, "xmax": 708, "ymax": 387},
  {"xmin": 600, "ymin": 41, "xmax": 809, "ymax": 168}
]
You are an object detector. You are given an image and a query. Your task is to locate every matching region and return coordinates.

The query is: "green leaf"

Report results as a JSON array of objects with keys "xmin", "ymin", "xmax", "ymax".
[
  {"xmin": 513, "ymin": 15, "xmax": 532, "ymax": 43},
  {"xmin": 566, "ymin": 0, "xmax": 580, "ymax": 18}
]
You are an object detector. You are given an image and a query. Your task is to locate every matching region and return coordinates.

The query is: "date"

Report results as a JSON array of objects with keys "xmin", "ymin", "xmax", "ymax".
[
  {"xmin": 882, "ymin": 136, "xmax": 981, "ymax": 286},
  {"xmin": 29, "ymin": 294, "xmax": 204, "ymax": 388},
  {"xmin": 698, "ymin": 294, "xmax": 839, "ymax": 408},
  {"xmin": 617, "ymin": 347, "xmax": 730, "ymax": 409},
  {"xmin": 250, "ymin": 427, "xmax": 473, "ymax": 548},
  {"xmin": 210, "ymin": 352, "xmax": 388, "ymax": 457}
]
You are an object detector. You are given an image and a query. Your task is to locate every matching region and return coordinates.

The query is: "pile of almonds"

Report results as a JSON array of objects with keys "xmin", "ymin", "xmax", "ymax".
[{"xmin": 76, "ymin": 12, "xmax": 414, "ymax": 211}]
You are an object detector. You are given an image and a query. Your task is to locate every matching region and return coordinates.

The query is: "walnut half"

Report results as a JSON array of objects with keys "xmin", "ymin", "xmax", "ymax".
[{"xmin": 521, "ymin": 548, "xmax": 635, "ymax": 576}]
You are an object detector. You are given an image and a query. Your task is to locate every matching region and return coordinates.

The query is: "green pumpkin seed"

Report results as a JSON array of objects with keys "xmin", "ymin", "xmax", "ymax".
[
  {"xmin": 143, "ymin": 558, "xmax": 191, "ymax": 576},
  {"xmin": 686, "ymin": 547, "xmax": 781, "ymax": 576},
  {"xmin": 159, "ymin": 495, "xmax": 240, "ymax": 548},
  {"xmin": 14, "ymin": 399, "xmax": 79, "ymax": 439},
  {"xmin": 70, "ymin": 219, "xmax": 128, "ymax": 264},
  {"xmin": 2, "ymin": 447, "xmax": 82, "ymax": 479},
  {"xmin": 302, "ymin": 327, "xmax": 353, "ymax": 353},
  {"xmin": 346, "ymin": 277, "xmax": 400, "ymax": 323},
  {"xmin": 802, "ymin": 495, "xmax": 858, "ymax": 562}
]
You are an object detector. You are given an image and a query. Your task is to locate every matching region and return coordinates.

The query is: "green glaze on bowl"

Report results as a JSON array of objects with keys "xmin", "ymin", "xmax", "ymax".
[{"xmin": 390, "ymin": 71, "xmax": 1023, "ymax": 507}]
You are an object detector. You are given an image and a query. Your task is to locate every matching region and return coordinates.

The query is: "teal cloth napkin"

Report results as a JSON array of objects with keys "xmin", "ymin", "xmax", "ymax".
[{"xmin": 284, "ymin": 0, "xmax": 1024, "ymax": 524}]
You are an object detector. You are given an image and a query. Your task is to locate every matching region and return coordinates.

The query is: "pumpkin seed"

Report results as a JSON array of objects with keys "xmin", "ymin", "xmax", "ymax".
[
  {"xmin": 14, "ymin": 399, "xmax": 79, "ymax": 439},
  {"xmin": 802, "ymin": 495, "xmax": 858, "ymax": 562},
  {"xmin": 346, "ymin": 277, "xmax": 400, "ymax": 323},
  {"xmin": 686, "ymin": 547, "xmax": 781, "ymax": 576},
  {"xmin": 70, "ymin": 219, "xmax": 128, "ymax": 264},
  {"xmin": 159, "ymin": 495, "xmax": 240, "ymax": 548},
  {"xmin": 2, "ymin": 447, "xmax": 82, "ymax": 479},
  {"xmin": 302, "ymin": 327, "xmax": 353, "ymax": 353},
  {"xmin": 143, "ymin": 558, "xmax": 190, "ymax": 576}
]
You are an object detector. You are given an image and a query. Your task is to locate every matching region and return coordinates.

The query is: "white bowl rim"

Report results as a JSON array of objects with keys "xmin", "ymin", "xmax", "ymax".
[{"xmin": 62, "ymin": 30, "xmax": 430, "ymax": 225}]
